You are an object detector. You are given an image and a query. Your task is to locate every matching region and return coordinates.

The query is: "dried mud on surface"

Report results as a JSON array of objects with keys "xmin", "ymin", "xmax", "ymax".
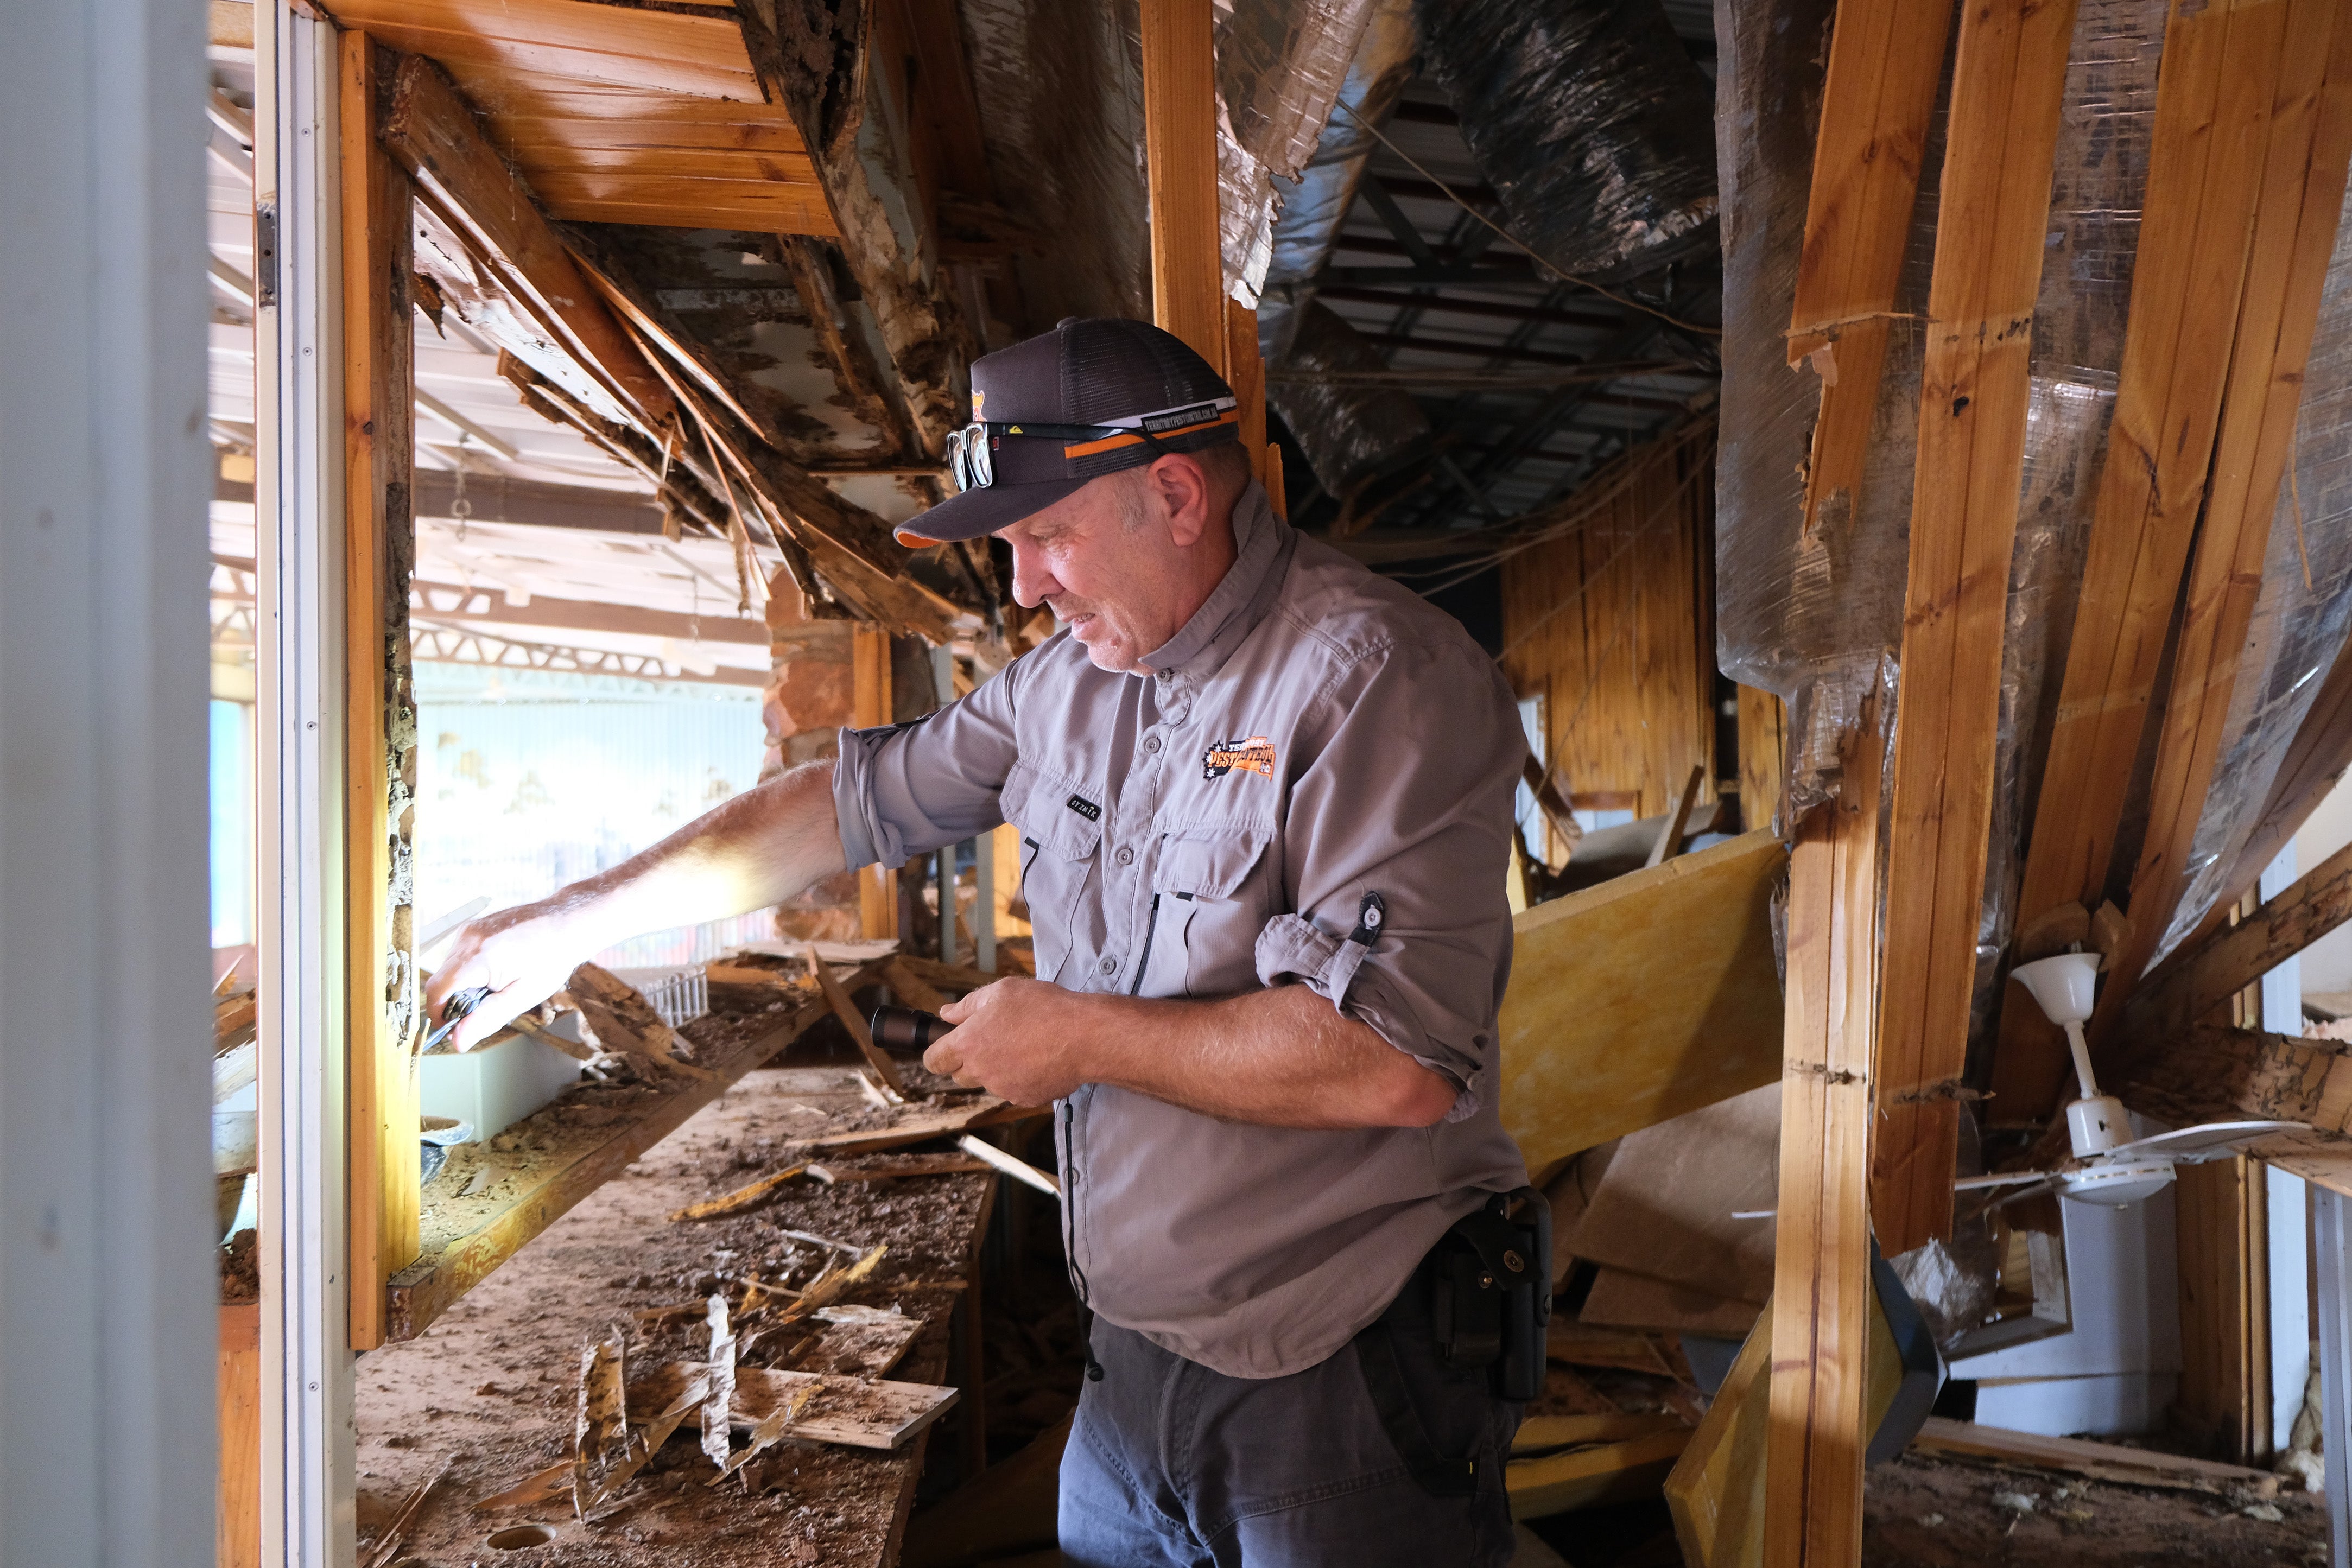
[{"xmin": 355, "ymin": 1057, "xmax": 997, "ymax": 1568}]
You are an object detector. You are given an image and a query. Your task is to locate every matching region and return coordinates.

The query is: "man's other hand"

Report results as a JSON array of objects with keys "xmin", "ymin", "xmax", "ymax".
[
  {"xmin": 925, "ymin": 978, "xmax": 1088, "ymax": 1106},
  {"xmin": 422, "ymin": 902, "xmax": 583, "ymax": 1052}
]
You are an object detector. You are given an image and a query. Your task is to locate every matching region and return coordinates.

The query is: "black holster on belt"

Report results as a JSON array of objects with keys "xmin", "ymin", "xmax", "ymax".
[{"xmin": 1428, "ymin": 1187, "xmax": 1550, "ymax": 1401}]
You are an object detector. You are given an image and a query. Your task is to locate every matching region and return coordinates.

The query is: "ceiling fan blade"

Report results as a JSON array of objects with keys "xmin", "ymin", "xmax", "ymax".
[
  {"xmin": 1953, "ymin": 1170, "xmax": 2058, "ymax": 1191},
  {"xmin": 2099, "ymin": 1120, "xmax": 2309, "ymax": 1164}
]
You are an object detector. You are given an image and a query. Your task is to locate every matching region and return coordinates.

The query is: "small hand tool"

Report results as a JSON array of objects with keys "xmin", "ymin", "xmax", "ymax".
[
  {"xmin": 424, "ymin": 985, "xmax": 493, "ymax": 1053},
  {"xmin": 869, "ymin": 1004, "xmax": 952, "ymax": 1051}
]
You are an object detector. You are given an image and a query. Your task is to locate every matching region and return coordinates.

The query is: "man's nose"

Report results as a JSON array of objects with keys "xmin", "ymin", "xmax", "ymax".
[{"xmin": 1007, "ymin": 541, "xmax": 1058, "ymax": 608}]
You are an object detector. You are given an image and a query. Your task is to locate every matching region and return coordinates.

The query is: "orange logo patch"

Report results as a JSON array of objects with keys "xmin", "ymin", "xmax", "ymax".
[{"xmin": 1203, "ymin": 736, "xmax": 1277, "ymax": 780}]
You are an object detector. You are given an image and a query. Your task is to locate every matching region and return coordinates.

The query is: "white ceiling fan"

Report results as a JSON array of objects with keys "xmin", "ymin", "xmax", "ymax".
[{"xmin": 1955, "ymin": 951, "xmax": 2305, "ymax": 1209}]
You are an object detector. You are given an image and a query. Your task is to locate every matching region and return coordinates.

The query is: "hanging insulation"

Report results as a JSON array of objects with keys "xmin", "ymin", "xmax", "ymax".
[
  {"xmin": 1264, "ymin": 300, "xmax": 1431, "ymax": 528},
  {"xmin": 1254, "ymin": 0, "xmax": 1419, "ymax": 364},
  {"xmin": 1413, "ymin": 0, "xmax": 1716, "ymax": 282}
]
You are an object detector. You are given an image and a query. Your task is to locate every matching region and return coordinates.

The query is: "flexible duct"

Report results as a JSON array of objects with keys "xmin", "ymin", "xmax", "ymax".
[
  {"xmin": 1414, "ymin": 0, "xmax": 1716, "ymax": 281},
  {"xmin": 1252, "ymin": 0, "xmax": 1419, "ymax": 364},
  {"xmin": 1266, "ymin": 300, "xmax": 1432, "ymax": 532}
]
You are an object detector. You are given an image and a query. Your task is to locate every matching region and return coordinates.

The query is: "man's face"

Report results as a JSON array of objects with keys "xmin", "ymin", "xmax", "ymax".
[{"xmin": 997, "ymin": 459, "xmax": 1228, "ymax": 674}]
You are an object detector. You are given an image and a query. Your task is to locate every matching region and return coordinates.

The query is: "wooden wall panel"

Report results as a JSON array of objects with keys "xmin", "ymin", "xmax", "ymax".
[{"xmin": 1500, "ymin": 431, "xmax": 1716, "ymax": 822}]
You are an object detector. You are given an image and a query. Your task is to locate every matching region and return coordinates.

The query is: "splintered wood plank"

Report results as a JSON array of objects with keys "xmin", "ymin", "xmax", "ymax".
[
  {"xmin": 627, "ymin": 1361, "xmax": 958, "ymax": 1451},
  {"xmin": 1996, "ymin": 0, "xmax": 2337, "ymax": 1122},
  {"xmin": 383, "ymin": 970, "xmax": 881, "ymax": 1341},
  {"xmin": 1909, "ymin": 1416, "xmax": 2284, "ymax": 1492},
  {"xmin": 1765, "ymin": 693, "xmax": 1888, "ymax": 1568},
  {"xmin": 1736, "ymin": 685, "xmax": 1787, "ymax": 833},
  {"xmin": 1498, "ymin": 831, "xmax": 1787, "ymax": 1174},
  {"xmin": 2100, "ymin": 0, "xmax": 2352, "ymax": 1043},
  {"xmin": 801, "ymin": 1096, "xmax": 1043, "ymax": 1156},
  {"xmin": 325, "ymin": 0, "xmax": 763, "ymax": 101},
  {"xmin": 1872, "ymin": 0, "xmax": 2080, "ymax": 1256},
  {"xmin": 1786, "ymin": 0, "xmax": 1958, "ymax": 533},
  {"xmin": 2123, "ymin": 837, "xmax": 2352, "ymax": 1045},
  {"xmin": 377, "ymin": 52, "xmax": 677, "ymax": 430},
  {"xmin": 1140, "ymin": 0, "xmax": 1226, "ymax": 373},
  {"xmin": 341, "ymin": 31, "xmax": 421, "ymax": 1352}
]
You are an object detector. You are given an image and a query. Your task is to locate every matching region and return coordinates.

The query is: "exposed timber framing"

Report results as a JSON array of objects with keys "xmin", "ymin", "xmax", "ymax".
[
  {"xmin": 2121, "ymin": 837, "xmax": 2352, "ymax": 1048},
  {"xmin": 1871, "ymin": 0, "xmax": 2078, "ymax": 1255},
  {"xmin": 1998, "ymin": 0, "xmax": 2352, "ymax": 1119},
  {"xmin": 1140, "ymin": 0, "xmax": 1227, "ymax": 372},
  {"xmin": 1766, "ymin": 688, "xmax": 1889, "ymax": 1568},
  {"xmin": 339, "ymin": 30, "xmax": 421, "ymax": 1354},
  {"xmin": 376, "ymin": 53, "xmax": 676, "ymax": 431},
  {"xmin": 2097, "ymin": 1, "xmax": 2352, "ymax": 1043},
  {"xmin": 1785, "ymin": 0, "xmax": 1957, "ymax": 536},
  {"xmin": 737, "ymin": 0, "xmax": 978, "ymax": 456}
]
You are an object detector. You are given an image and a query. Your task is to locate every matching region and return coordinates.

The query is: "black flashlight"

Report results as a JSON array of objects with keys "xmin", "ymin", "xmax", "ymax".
[{"xmin": 871, "ymin": 1005, "xmax": 951, "ymax": 1051}]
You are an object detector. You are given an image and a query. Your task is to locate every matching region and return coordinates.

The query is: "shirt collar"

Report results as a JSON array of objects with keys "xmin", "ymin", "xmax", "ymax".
[{"xmin": 1139, "ymin": 481, "xmax": 1296, "ymax": 683}]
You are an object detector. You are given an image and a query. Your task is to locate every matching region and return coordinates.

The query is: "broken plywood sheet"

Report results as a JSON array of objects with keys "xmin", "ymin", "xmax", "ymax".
[
  {"xmin": 802, "ymin": 1095, "xmax": 1043, "ymax": 1154},
  {"xmin": 1500, "ymin": 830, "xmax": 1786, "ymax": 1175},
  {"xmin": 629, "ymin": 1361, "xmax": 958, "ymax": 1451},
  {"xmin": 1558, "ymin": 1084, "xmax": 1779, "ymax": 1307}
]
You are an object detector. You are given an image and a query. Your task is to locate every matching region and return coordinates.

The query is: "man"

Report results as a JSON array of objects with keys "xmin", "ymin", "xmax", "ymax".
[{"xmin": 429, "ymin": 318, "xmax": 1533, "ymax": 1565}]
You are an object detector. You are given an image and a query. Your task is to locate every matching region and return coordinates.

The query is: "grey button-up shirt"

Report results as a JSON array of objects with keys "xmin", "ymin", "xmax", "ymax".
[{"xmin": 833, "ymin": 483, "xmax": 1531, "ymax": 1377}]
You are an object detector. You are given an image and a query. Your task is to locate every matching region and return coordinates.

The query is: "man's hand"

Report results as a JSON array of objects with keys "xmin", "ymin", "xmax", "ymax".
[
  {"xmin": 423, "ymin": 901, "xmax": 586, "ymax": 1053},
  {"xmin": 924, "ymin": 979, "xmax": 1091, "ymax": 1106},
  {"xmin": 921, "ymin": 977, "xmax": 1459, "ymax": 1128}
]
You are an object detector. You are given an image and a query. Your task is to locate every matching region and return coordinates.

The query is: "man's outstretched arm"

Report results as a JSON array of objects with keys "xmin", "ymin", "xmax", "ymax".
[
  {"xmin": 424, "ymin": 759, "xmax": 846, "ymax": 1050},
  {"xmin": 926, "ymin": 978, "xmax": 1459, "ymax": 1130}
]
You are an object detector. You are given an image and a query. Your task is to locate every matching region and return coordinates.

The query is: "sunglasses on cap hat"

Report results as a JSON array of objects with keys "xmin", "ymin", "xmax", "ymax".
[{"xmin": 944, "ymin": 395, "xmax": 1241, "ymax": 493}]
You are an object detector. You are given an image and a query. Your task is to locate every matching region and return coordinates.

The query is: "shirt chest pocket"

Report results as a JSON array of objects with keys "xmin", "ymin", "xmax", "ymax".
[
  {"xmin": 1150, "ymin": 824, "xmax": 1273, "ymax": 999},
  {"xmin": 1001, "ymin": 764, "xmax": 1101, "ymax": 986}
]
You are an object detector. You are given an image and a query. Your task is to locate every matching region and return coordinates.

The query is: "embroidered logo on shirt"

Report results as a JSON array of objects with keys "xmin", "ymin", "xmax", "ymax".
[
  {"xmin": 1065, "ymin": 793, "xmax": 1102, "ymax": 822},
  {"xmin": 1202, "ymin": 736, "xmax": 1277, "ymax": 780}
]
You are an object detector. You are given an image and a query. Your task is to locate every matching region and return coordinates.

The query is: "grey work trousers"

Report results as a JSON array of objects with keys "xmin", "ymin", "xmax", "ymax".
[{"xmin": 1057, "ymin": 1278, "xmax": 1519, "ymax": 1567}]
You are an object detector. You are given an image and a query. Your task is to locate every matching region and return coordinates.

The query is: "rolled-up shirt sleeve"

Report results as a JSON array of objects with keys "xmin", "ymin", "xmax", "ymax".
[
  {"xmin": 833, "ymin": 660, "xmax": 1025, "ymax": 872},
  {"xmin": 1252, "ymin": 637, "xmax": 1525, "ymax": 1122}
]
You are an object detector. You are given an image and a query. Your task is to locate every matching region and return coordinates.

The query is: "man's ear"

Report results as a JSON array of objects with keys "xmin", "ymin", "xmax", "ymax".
[{"xmin": 1152, "ymin": 454, "xmax": 1213, "ymax": 547}]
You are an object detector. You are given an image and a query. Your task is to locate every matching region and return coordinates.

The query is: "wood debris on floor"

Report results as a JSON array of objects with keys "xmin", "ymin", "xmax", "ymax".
[{"xmin": 354, "ymin": 1021, "xmax": 1027, "ymax": 1568}]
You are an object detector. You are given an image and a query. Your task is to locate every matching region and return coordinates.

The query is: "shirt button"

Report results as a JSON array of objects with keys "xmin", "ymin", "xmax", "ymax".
[
  {"xmin": 1144, "ymin": 736, "xmax": 1162, "ymax": 754},
  {"xmin": 1099, "ymin": 956, "xmax": 1119, "ymax": 976},
  {"xmin": 1115, "ymin": 846, "xmax": 1135, "ymax": 866}
]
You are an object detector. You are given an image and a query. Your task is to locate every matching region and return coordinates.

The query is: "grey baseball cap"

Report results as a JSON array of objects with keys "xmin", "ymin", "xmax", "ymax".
[{"xmin": 898, "ymin": 316, "xmax": 1241, "ymax": 544}]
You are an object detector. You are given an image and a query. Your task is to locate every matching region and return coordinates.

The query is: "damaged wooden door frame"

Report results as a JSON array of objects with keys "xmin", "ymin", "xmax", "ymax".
[{"xmin": 255, "ymin": 5, "xmax": 360, "ymax": 1563}]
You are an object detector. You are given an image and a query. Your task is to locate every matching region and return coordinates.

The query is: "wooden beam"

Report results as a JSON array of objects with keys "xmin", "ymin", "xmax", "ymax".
[
  {"xmin": 2197, "ymin": 638, "xmax": 2352, "ymax": 936},
  {"xmin": 1911, "ymin": 1415, "xmax": 2286, "ymax": 1491},
  {"xmin": 1785, "ymin": 0, "xmax": 1958, "ymax": 535},
  {"xmin": 737, "ymin": 4, "xmax": 978, "ymax": 456},
  {"xmin": 1645, "ymin": 764, "xmax": 1707, "ymax": 870},
  {"xmin": 2122, "ymin": 836, "xmax": 2352, "ymax": 1046},
  {"xmin": 1766, "ymin": 691, "xmax": 1888, "ymax": 1568},
  {"xmin": 854, "ymin": 626, "xmax": 898, "ymax": 942},
  {"xmin": 377, "ymin": 53, "xmax": 677, "ymax": 430},
  {"xmin": 1736, "ymin": 685, "xmax": 1786, "ymax": 834},
  {"xmin": 218, "ymin": 1304, "xmax": 261, "ymax": 1568},
  {"xmin": 777, "ymin": 236, "xmax": 915, "ymax": 461},
  {"xmin": 341, "ymin": 31, "xmax": 421, "ymax": 1353},
  {"xmin": 1871, "ymin": 0, "xmax": 2079, "ymax": 1255},
  {"xmin": 410, "ymin": 585, "xmax": 769, "ymax": 647},
  {"xmin": 2174, "ymin": 1154, "xmax": 2274, "ymax": 1461},
  {"xmin": 1140, "ymin": 0, "xmax": 1227, "ymax": 373},
  {"xmin": 1998, "ymin": 0, "xmax": 2352, "ymax": 1119},
  {"xmin": 1498, "ymin": 831, "xmax": 1787, "ymax": 1175},
  {"xmin": 2115, "ymin": 1022, "xmax": 2352, "ymax": 1144},
  {"xmin": 2098, "ymin": 0, "xmax": 2352, "ymax": 1042}
]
